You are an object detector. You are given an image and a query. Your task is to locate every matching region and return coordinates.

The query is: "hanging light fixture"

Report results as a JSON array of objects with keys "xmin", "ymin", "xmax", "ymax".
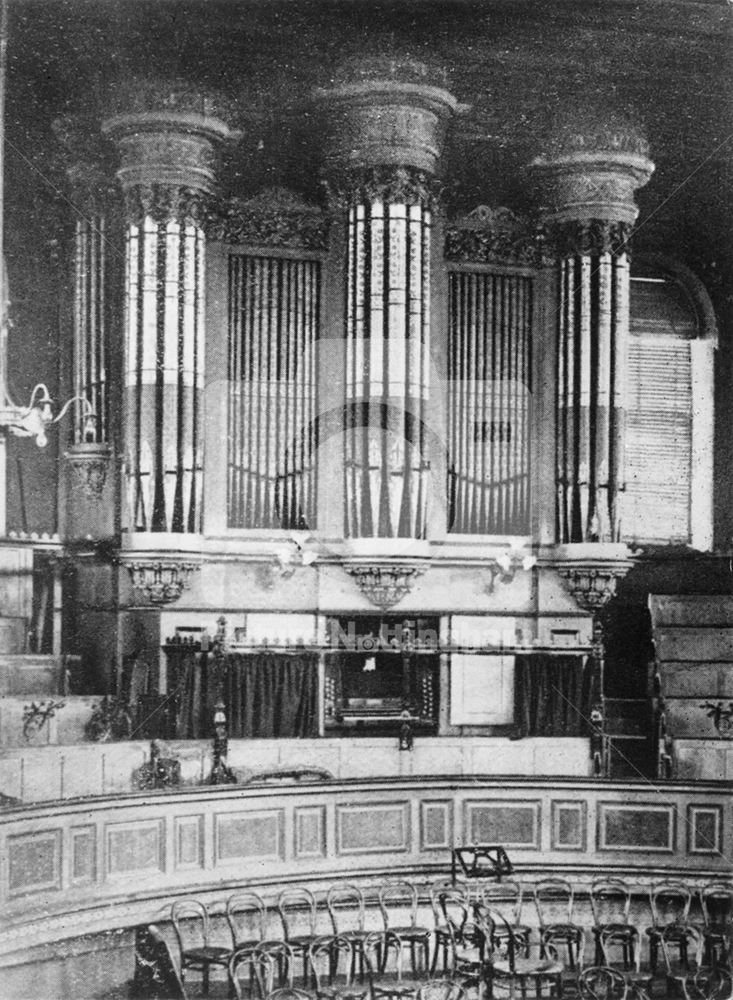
[{"xmin": 0, "ymin": 0, "xmax": 97, "ymax": 523}]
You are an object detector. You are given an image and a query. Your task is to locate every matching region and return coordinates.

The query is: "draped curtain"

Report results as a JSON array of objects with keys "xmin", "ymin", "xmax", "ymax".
[
  {"xmin": 226, "ymin": 652, "xmax": 319, "ymax": 738},
  {"xmin": 513, "ymin": 654, "xmax": 591, "ymax": 737}
]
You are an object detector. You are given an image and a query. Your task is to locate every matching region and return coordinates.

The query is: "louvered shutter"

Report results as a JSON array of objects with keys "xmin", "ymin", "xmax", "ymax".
[{"xmin": 624, "ymin": 278, "xmax": 695, "ymax": 544}]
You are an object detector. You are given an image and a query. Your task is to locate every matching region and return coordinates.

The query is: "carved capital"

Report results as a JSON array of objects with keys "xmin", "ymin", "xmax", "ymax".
[
  {"xmin": 325, "ymin": 164, "xmax": 441, "ymax": 210},
  {"xmin": 529, "ymin": 148, "xmax": 654, "ymax": 229},
  {"xmin": 207, "ymin": 187, "xmax": 330, "ymax": 250},
  {"xmin": 122, "ymin": 183, "xmax": 208, "ymax": 226},
  {"xmin": 317, "ymin": 60, "xmax": 457, "ymax": 176},
  {"xmin": 445, "ymin": 204, "xmax": 539, "ymax": 266},
  {"xmin": 123, "ymin": 558, "xmax": 199, "ymax": 604},
  {"xmin": 64, "ymin": 442, "xmax": 112, "ymax": 500},
  {"xmin": 102, "ymin": 110, "xmax": 230, "ymax": 215},
  {"xmin": 346, "ymin": 561, "xmax": 427, "ymax": 611},
  {"xmin": 544, "ymin": 218, "xmax": 634, "ymax": 259}
]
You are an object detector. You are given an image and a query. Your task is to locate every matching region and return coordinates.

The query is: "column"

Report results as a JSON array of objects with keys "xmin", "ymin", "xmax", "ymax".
[
  {"xmin": 530, "ymin": 138, "xmax": 654, "ymax": 543},
  {"xmin": 319, "ymin": 61, "xmax": 457, "ymax": 539},
  {"xmin": 103, "ymin": 108, "xmax": 229, "ymax": 534}
]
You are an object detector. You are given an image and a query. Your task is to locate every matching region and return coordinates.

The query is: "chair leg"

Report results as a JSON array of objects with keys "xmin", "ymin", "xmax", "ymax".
[{"xmin": 203, "ymin": 964, "xmax": 210, "ymax": 996}]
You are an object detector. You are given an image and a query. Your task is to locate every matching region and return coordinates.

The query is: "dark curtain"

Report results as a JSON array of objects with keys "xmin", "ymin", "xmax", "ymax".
[
  {"xmin": 514, "ymin": 654, "xmax": 591, "ymax": 737},
  {"xmin": 166, "ymin": 649, "xmax": 223, "ymax": 740},
  {"xmin": 226, "ymin": 652, "xmax": 319, "ymax": 738}
]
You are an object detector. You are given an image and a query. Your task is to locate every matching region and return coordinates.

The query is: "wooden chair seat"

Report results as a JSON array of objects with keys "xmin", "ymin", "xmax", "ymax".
[{"xmin": 183, "ymin": 945, "xmax": 231, "ymax": 965}]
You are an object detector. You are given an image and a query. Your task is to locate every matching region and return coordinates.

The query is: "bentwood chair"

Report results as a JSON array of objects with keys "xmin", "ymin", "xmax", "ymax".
[
  {"xmin": 597, "ymin": 927, "xmax": 653, "ymax": 999},
  {"xmin": 278, "ymin": 888, "xmax": 320, "ymax": 985},
  {"xmin": 378, "ymin": 880, "xmax": 432, "ymax": 976},
  {"xmin": 230, "ymin": 946, "xmax": 279, "ymax": 1000},
  {"xmin": 367, "ymin": 929, "xmax": 431, "ymax": 1000},
  {"xmin": 479, "ymin": 879, "xmax": 532, "ymax": 957},
  {"xmin": 645, "ymin": 880, "xmax": 693, "ymax": 972},
  {"xmin": 590, "ymin": 879, "xmax": 639, "ymax": 970},
  {"xmin": 431, "ymin": 887, "xmax": 478, "ymax": 975},
  {"xmin": 228, "ymin": 891, "xmax": 269, "ymax": 951},
  {"xmin": 534, "ymin": 877, "xmax": 585, "ymax": 970},
  {"xmin": 439, "ymin": 897, "xmax": 488, "ymax": 993},
  {"xmin": 686, "ymin": 966, "xmax": 733, "ymax": 1000},
  {"xmin": 171, "ymin": 899, "xmax": 231, "ymax": 995},
  {"xmin": 576, "ymin": 966, "xmax": 628, "ymax": 999},
  {"xmin": 478, "ymin": 906, "xmax": 564, "ymax": 999},
  {"xmin": 660, "ymin": 923, "xmax": 705, "ymax": 999},
  {"xmin": 699, "ymin": 882, "xmax": 733, "ymax": 968},
  {"xmin": 327, "ymin": 884, "xmax": 370, "ymax": 979},
  {"xmin": 308, "ymin": 934, "xmax": 371, "ymax": 1000}
]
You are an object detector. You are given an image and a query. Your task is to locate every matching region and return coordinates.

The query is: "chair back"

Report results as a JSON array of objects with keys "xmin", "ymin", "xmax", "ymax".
[
  {"xmin": 378, "ymin": 879, "xmax": 420, "ymax": 932},
  {"xmin": 327, "ymin": 883, "xmax": 366, "ymax": 936},
  {"xmin": 308, "ymin": 934, "xmax": 358, "ymax": 993},
  {"xmin": 649, "ymin": 880, "xmax": 692, "ymax": 928},
  {"xmin": 478, "ymin": 879, "xmax": 524, "ymax": 927},
  {"xmin": 659, "ymin": 922, "xmax": 703, "ymax": 976},
  {"xmin": 255, "ymin": 942, "xmax": 296, "ymax": 991},
  {"xmin": 598, "ymin": 927, "xmax": 641, "ymax": 975},
  {"xmin": 429, "ymin": 879, "xmax": 467, "ymax": 926},
  {"xmin": 590, "ymin": 878, "xmax": 632, "ymax": 927},
  {"xmin": 227, "ymin": 890, "xmax": 268, "ymax": 948},
  {"xmin": 278, "ymin": 887, "xmax": 318, "ymax": 940},
  {"xmin": 473, "ymin": 903, "xmax": 514, "ymax": 968},
  {"xmin": 700, "ymin": 882, "xmax": 733, "ymax": 929},
  {"xmin": 577, "ymin": 966, "xmax": 628, "ymax": 999},
  {"xmin": 171, "ymin": 898, "xmax": 211, "ymax": 955},
  {"xmin": 534, "ymin": 877, "xmax": 575, "ymax": 927},
  {"xmin": 691, "ymin": 966, "xmax": 733, "ymax": 1000},
  {"xmin": 265, "ymin": 991, "xmax": 313, "ymax": 1000},
  {"xmin": 229, "ymin": 946, "xmax": 275, "ymax": 1000},
  {"xmin": 365, "ymin": 929, "xmax": 408, "ymax": 983}
]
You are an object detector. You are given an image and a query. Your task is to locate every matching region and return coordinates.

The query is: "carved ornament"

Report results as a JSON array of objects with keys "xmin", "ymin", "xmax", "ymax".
[
  {"xmin": 207, "ymin": 187, "xmax": 329, "ymax": 250},
  {"xmin": 529, "ymin": 148, "xmax": 655, "ymax": 227},
  {"xmin": 103, "ymin": 109, "xmax": 231, "ymax": 205},
  {"xmin": 122, "ymin": 182, "xmax": 208, "ymax": 226},
  {"xmin": 346, "ymin": 561, "xmax": 427, "ymax": 611},
  {"xmin": 124, "ymin": 558, "xmax": 199, "ymax": 604},
  {"xmin": 65, "ymin": 442, "xmax": 112, "ymax": 500},
  {"xmin": 558, "ymin": 559, "xmax": 633, "ymax": 613},
  {"xmin": 325, "ymin": 164, "xmax": 441, "ymax": 210},
  {"xmin": 445, "ymin": 204, "xmax": 539, "ymax": 266},
  {"xmin": 317, "ymin": 62, "xmax": 457, "ymax": 176},
  {"xmin": 545, "ymin": 218, "xmax": 634, "ymax": 259}
]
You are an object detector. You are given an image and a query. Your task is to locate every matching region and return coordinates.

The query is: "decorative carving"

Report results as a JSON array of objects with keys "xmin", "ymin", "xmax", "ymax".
[
  {"xmin": 207, "ymin": 188, "xmax": 329, "ymax": 250},
  {"xmin": 346, "ymin": 562, "xmax": 427, "ymax": 610},
  {"xmin": 125, "ymin": 559, "xmax": 199, "ymax": 604},
  {"xmin": 445, "ymin": 204, "xmax": 540, "ymax": 266},
  {"xmin": 325, "ymin": 164, "xmax": 441, "ymax": 210},
  {"xmin": 558, "ymin": 561, "xmax": 632, "ymax": 612},
  {"xmin": 122, "ymin": 182, "xmax": 208, "ymax": 226},
  {"xmin": 102, "ymin": 109, "xmax": 231, "ymax": 209},
  {"xmin": 544, "ymin": 218, "xmax": 634, "ymax": 259},
  {"xmin": 22, "ymin": 700, "xmax": 65, "ymax": 741},
  {"xmin": 135, "ymin": 741, "xmax": 182, "ymax": 788},
  {"xmin": 317, "ymin": 62, "xmax": 457, "ymax": 176},
  {"xmin": 529, "ymin": 148, "xmax": 655, "ymax": 227},
  {"xmin": 65, "ymin": 442, "xmax": 112, "ymax": 499}
]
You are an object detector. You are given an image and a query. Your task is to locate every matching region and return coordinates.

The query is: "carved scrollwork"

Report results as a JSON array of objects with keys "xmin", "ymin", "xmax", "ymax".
[
  {"xmin": 558, "ymin": 562, "xmax": 632, "ymax": 612},
  {"xmin": 207, "ymin": 188, "xmax": 330, "ymax": 250},
  {"xmin": 346, "ymin": 562, "xmax": 427, "ymax": 611},
  {"xmin": 444, "ymin": 204, "xmax": 540, "ymax": 266},
  {"xmin": 545, "ymin": 218, "xmax": 634, "ymax": 259},
  {"xmin": 122, "ymin": 182, "xmax": 208, "ymax": 226}
]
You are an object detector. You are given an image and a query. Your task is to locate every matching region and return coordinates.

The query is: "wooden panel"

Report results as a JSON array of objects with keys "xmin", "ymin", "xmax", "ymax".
[
  {"xmin": 175, "ymin": 815, "xmax": 203, "ymax": 870},
  {"xmin": 465, "ymin": 801, "xmax": 540, "ymax": 849},
  {"xmin": 337, "ymin": 802, "xmax": 410, "ymax": 855},
  {"xmin": 8, "ymin": 829, "xmax": 61, "ymax": 895},
  {"xmin": 449, "ymin": 654, "xmax": 515, "ymax": 726},
  {"xmin": 655, "ymin": 629, "xmax": 733, "ymax": 663},
  {"xmin": 551, "ymin": 801, "xmax": 586, "ymax": 851},
  {"xmin": 215, "ymin": 810, "xmax": 284, "ymax": 863},
  {"xmin": 295, "ymin": 806, "xmax": 325, "ymax": 859},
  {"xmin": 687, "ymin": 805, "xmax": 723, "ymax": 855},
  {"xmin": 665, "ymin": 700, "xmax": 722, "ymax": 739},
  {"xmin": 71, "ymin": 825, "xmax": 96, "ymax": 884},
  {"xmin": 659, "ymin": 662, "xmax": 733, "ymax": 698},
  {"xmin": 420, "ymin": 800, "xmax": 453, "ymax": 851},
  {"xmin": 599, "ymin": 804, "xmax": 674, "ymax": 853},
  {"xmin": 106, "ymin": 820, "xmax": 163, "ymax": 876},
  {"xmin": 650, "ymin": 595, "xmax": 733, "ymax": 628}
]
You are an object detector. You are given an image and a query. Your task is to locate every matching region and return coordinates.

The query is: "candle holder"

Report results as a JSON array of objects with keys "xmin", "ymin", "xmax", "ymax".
[{"xmin": 208, "ymin": 700, "xmax": 236, "ymax": 785}]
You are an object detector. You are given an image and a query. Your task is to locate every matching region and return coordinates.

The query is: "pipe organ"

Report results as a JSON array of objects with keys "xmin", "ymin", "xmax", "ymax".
[
  {"xmin": 530, "ymin": 145, "xmax": 654, "ymax": 544},
  {"xmin": 103, "ymin": 110, "xmax": 230, "ymax": 535},
  {"xmin": 73, "ymin": 216, "xmax": 108, "ymax": 443},
  {"xmin": 227, "ymin": 253, "xmax": 319, "ymax": 530}
]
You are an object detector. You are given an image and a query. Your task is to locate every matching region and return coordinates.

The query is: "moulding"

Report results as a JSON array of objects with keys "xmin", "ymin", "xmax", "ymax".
[
  {"xmin": 121, "ymin": 557, "xmax": 200, "ymax": 604},
  {"xmin": 345, "ymin": 561, "xmax": 427, "ymax": 611},
  {"xmin": 557, "ymin": 558, "xmax": 634, "ymax": 612}
]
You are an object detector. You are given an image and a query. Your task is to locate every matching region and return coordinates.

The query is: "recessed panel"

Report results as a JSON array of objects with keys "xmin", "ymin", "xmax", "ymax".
[
  {"xmin": 176, "ymin": 815, "xmax": 203, "ymax": 869},
  {"xmin": 295, "ymin": 806, "xmax": 326, "ymax": 859},
  {"xmin": 421, "ymin": 800, "xmax": 452, "ymax": 851},
  {"xmin": 465, "ymin": 801, "xmax": 540, "ymax": 850},
  {"xmin": 599, "ymin": 803, "xmax": 674, "ymax": 853},
  {"xmin": 216, "ymin": 810, "xmax": 284, "ymax": 863},
  {"xmin": 71, "ymin": 825, "xmax": 96, "ymax": 884},
  {"xmin": 687, "ymin": 805, "xmax": 723, "ymax": 855},
  {"xmin": 106, "ymin": 820, "xmax": 163, "ymax": 876},
  {"xmin": 337, "ymin": 802, "xmax": 410, "ymax": 854},
  {"xmin": 8, "ymin": 830, "xmax": 61, "ymax": 895},
  {"xmin": 551, "ymin": 801, "xmax": 587, "ymax": 851}
]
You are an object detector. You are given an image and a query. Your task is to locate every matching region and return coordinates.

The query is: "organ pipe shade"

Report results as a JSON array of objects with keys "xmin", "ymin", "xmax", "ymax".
[
  {"xmin": 124, "ymin": 216, "xmax": 204, "ymax": 533},
  {"xmin": 447, "ymin": 270, "xmax": 533, "ymax": 535},
  {"xmin": 344, "ymin": 200, "xmax": 431, "ymax": 538},
  {"xmin": 73, "ymin": 216, "xmax": 107, "ymax": 442},
  {"xmin": 227, "ymin": 253, "xmax": 319, "ymax": 530},
  {"xmin": 556, "ymin": 252, "xmax": 629, "ymax": 543}
]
